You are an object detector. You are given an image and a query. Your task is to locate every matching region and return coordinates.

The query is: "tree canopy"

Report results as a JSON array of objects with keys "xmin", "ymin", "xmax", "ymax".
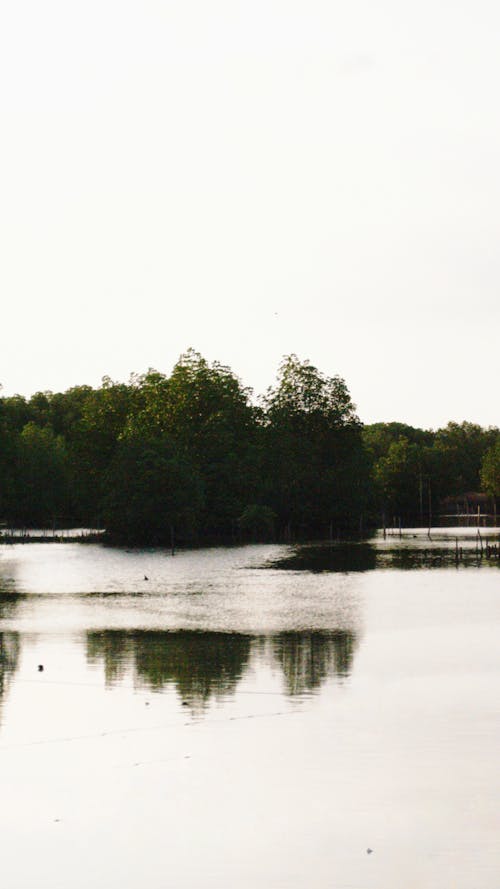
[{"xmin": 0, "ymin": 353, "xmax": 497, "ymax": 542}]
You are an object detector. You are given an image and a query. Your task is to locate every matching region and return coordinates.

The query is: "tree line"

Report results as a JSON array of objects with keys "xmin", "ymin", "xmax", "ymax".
[{"xmin": 0, "ymin": 350, "xmax": 498, "ymax": 544}]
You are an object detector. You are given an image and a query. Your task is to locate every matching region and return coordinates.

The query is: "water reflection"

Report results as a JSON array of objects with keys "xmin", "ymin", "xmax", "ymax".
[
  {"xmin": 87, "ymin": 630, "xmax": 252, "ymax": 707},
  {"xmin": 0, "ymin": 632, "xmax": 20, "ymax": 721},
  {"xmin": 273, "ymin": 631, "xmax": 357, "ymax": 696},
  {"xmin": 377, "ymin": 545, "xmax": 500, "ymax": 570},
  {"xmin": 0, "ymin": 558, "xmax": 18, "ymax": 597},
  {"xmin": 0, "ymin": 592, "xmax": 21, "ymax": 620},
  {"xmin": 86, "ymin": 628, "xmax": 357, "ymax": 706},
  {"xmin": 267, "ymin": 539, "xmax": 500, "ymax": 572},
  {"xmin": 269, "ymin": 543, "xmax": 376, "ymax": 573}
]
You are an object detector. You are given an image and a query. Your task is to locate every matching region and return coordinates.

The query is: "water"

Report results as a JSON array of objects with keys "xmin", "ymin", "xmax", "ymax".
[{"xmin": 0, "ymin": 531, "xmax": 499, "ymax": 888}]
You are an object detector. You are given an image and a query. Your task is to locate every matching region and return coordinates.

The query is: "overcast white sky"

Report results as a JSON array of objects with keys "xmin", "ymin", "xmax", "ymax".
[{"xmin": 1, "ymin": 0, "xmax": 499, "ymax": 428}]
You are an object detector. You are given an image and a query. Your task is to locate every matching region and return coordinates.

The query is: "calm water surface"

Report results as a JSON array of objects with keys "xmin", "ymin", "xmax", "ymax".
[{"xmin": 0, "ymin": 530, "xmax": 499, "ymax": 889}]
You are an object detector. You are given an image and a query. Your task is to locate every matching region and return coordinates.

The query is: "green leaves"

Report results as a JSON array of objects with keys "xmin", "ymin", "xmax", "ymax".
[
  {"xmin": 481, "ymin": 437, "xmax": 500, "ymax": 496},
  {"xmin": 261, "ymin": 355, "xmax": 367, "ymax": 536},
  {"xmin": 263, "ymin": 354, "xmax": 359, "ymax": 430},
  {"xmin": 2, "ymin": 351, "xmax": 495, "ymax": 540},
  {"xmin": 13, "ymin": 423, "xmax": 70, "ymax": 526},
  {"xmin": 102, "ymin": 432, "xmax": 204, "ymax": 544}
]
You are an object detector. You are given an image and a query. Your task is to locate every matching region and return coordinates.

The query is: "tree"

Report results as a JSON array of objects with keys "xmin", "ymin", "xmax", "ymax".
[
  {"xmin": 238, "ymin": 504, "xmax": 276, "ymax": 541},
  {"xmin": 101, "ymin": 431, "xmax": 204, "ymax": 545},
  {"xmin": 0, "ymin": 414, "xmax": 17, "ymax": 524},
  {"xmin": 480, "ymin": 437, "xmax": 500, "ymax": 497},
  {"xmin": 69, "ymin": 379, "xmax": 134, "ymax": 523},
  {"xmin": 373, "ymin": 436, "xmax": 421, "ymax": 523},
  {"xmin": 13, "ymin": 423, "xmax": 70, "ymax": 527},
  {"xmin": 127, "ymin": 351, "xmax": 261, "ymax": 536},
  {"xmin": 363, "ymin": 422, "xmax": 433, "ymax": 463},
  {"xmin": 262, "ymin": 355, "xmax": 368, "ymax": 537},
  {"xmin": 263, "ymin": 354, "xmax": 359, "ymax": 429},
  {"xmin": 1, "ymin": 395, "xmax": 31, "ymax": 432},
  {"xmin": 431, "ymin": 422, "xmax": 498, "ymax": 495}
]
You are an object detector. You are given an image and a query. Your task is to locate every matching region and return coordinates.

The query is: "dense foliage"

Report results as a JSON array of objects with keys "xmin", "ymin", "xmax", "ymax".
[{"xmin": 0, "ymin": 351, "xmax": 498, "ymax": 543}]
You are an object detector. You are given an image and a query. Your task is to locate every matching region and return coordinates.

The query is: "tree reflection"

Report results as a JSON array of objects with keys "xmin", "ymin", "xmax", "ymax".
[
  {"xmin": 0, "ymin": 632, "xmax": 20, "ymax": 722},
  {"xmin": 377, "ymin": 545, "xmax": 499, "ymax": 570},
  {"xmin": 87, "ymin": 630, "xmax": 252, "ymax": 708},
  {"xmin": 0, "ymin": 550, "xmax": 19, "ymax": 609},
  {"xmin": 0, "ymin": 592, "xmax": 21, "ymax": 620},
  {"xmin": 87, "ymin": 628, "xmax": 360, "ymax": 708},
  {"xmin": 269, "ymin": 543, "xmax": 376, "ymax": 573},
  {"xmin": 273, "ymin": 630, "xmax": 357, "ymax": 695},
  {"xmin": 87, "ymin": 630, "xmax": 134, "ymax": 685}
]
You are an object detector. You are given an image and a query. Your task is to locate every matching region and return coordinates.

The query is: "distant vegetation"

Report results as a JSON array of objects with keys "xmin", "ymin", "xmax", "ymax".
[{"xmin": 0, "ymin": 350, "xmax": 498, "ymax": 544}]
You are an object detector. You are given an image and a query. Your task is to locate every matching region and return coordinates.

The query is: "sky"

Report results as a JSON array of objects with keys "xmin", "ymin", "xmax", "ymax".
[{"xmin": 1, "ymin": 0, "xmax": 499, "ymax": 429}]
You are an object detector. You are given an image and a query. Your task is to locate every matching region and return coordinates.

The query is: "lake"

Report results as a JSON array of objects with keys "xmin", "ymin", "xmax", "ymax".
[{"xmin": 0, "ymin": 530, "xmax": 499, "ymax": 889}]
